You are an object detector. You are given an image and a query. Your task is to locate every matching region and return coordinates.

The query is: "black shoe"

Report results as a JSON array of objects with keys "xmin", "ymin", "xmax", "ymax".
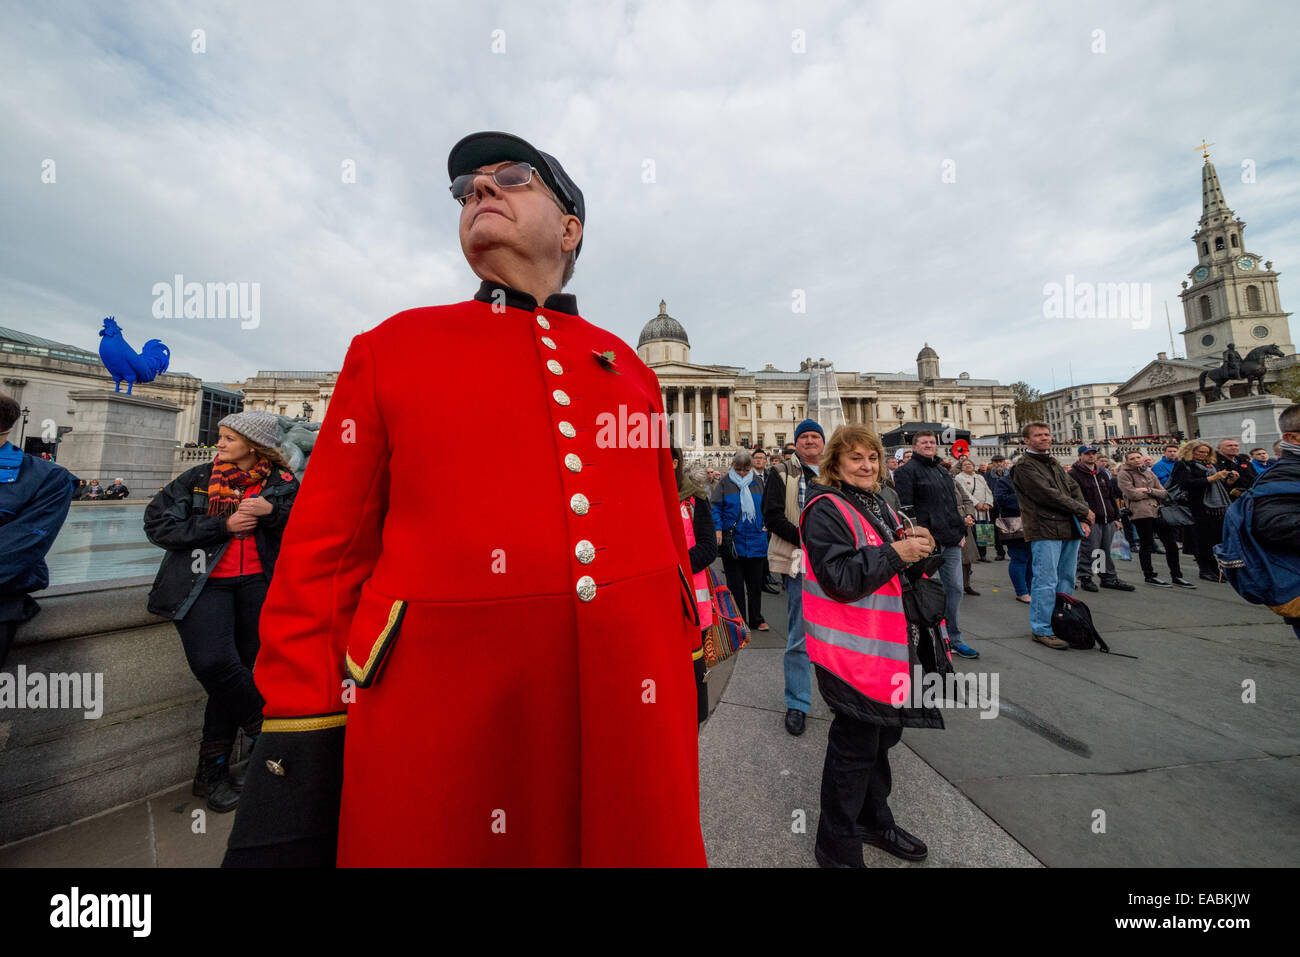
[
  {"xmin": 1079, "ymin": 577, "xmax": 1099, "ymax": 592},
  {"xmin": 193, "ymin": 756, "xmax": 240, "ymax": 813},
  {"xmin": 784, "ymin": 708, "xmax": 806, "ymax": 736},
  {"xmin": 1171, "ymin": 577, "xmax": 1197, "ymax": 588},
  {"xmin": 995, "ymin": 553, "xmax": 1007, "ymax": 561},
  {"xmin": 977, "ymin": 557, "xmax": 991, "ymax": 564},
  {"xmin": 814, "ymin": 841, "xmax": 865, "ymax": 868},
  {"xmin": 964, "ymin": 586, "xmax": 981, "ymax": 596},
  {"xmin": 1144, "ymin": 576, "xmax": 1172, "ymax": 587},
  {"xmin": 859, "ymin": 824, "xmax": 928, "ymax": 862},
  {"xmin": 1199, "ymin": 571, "xmax": 1221, "ymax": 583},
  {"xmin": 762, "ymin": 582, "xmax": 780, "ymax": 595},
  {"xmin": 1100, "ymin": 578, "xmax": 1136, "ymax": 591}
]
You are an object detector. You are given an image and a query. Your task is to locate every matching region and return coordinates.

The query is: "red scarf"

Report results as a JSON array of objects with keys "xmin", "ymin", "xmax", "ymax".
[{"xmin": 207, "ymin": 457, "xmax": 273, "ymax": 515}]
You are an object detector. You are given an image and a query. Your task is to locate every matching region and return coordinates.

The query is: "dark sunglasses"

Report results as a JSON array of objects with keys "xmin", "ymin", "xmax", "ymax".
[{"xmin": 450, "ymin": 161, "xmax": 565, "ymax": 210}]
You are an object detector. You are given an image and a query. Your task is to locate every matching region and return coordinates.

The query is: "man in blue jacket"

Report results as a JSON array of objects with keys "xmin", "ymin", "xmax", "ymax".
[
  {"xmin": 0, "ymin": 391, "xmax": 74, "ymax": 667},
  {"xmin": 1152, "ymin": 443, "xmax": 1180, "ymax": 486}
]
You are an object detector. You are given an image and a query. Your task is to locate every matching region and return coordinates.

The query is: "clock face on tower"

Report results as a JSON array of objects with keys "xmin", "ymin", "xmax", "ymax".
[
  {"xmin": 1237, "ymin": 256, "xmax": 1256, "ymax": 271},
  {"xmin": 1193, "ymin": 266, "xmax": 1209, "ymax": 281}
]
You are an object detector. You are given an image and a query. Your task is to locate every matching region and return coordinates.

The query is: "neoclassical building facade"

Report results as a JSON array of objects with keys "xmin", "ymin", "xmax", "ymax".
[
  {"xmin": 1114, "ymin": 151, "xmax": 1296, "ymax": 436},
  {"xmin": 635, "ymin": 301, "xmax": 1017, "ymax": 452}
]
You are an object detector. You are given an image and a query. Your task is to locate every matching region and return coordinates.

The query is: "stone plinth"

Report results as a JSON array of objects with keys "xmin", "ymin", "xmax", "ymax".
[
  {"xmin": 1194, "ymin": 393, "xmax": 1293, "ymax": 451},
  {"xmin": 59, "ymin": 390, "xmax": 181, "ymax": 490}
]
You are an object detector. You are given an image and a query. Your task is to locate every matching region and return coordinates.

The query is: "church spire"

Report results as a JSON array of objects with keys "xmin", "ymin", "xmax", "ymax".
[{"xmin": 1199, "ymin": 156, "xmax": 1235, "ymax": 230}]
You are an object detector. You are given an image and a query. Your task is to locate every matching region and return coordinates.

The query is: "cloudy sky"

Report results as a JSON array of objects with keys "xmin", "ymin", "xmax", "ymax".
[{"xmin": 3, "ymin": 0, "xmax": 1297, "ymax": 393}]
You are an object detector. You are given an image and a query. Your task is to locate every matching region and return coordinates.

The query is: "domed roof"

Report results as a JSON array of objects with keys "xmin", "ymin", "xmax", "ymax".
[
  {"xmin": 638, "ymin": 300, "xmax": 689, "ymax": 348},
  {"xmin": 917, "ymin": 343, "xmax": 939, "ymax": 360}
]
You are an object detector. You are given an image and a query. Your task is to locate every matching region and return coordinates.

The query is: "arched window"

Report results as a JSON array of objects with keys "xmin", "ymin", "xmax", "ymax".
[
  {"xmin": 1231, "ymin": 234, "xmax": 1239, "ymax": 248},
  {"xmin": 1215, "ymin": 236, "xmax": 1225, "ymax": 251},
  {"xmin": 1246, "ymin": 285, "xmax": 1262, "ymax": 311},
  {"xmin": 1199, "ymin": 296, "xmax": 1211, "ymax": 322},
  {"xmin": 1201, "ymin": 242, "xmax": 1209, "ymax": 255}
]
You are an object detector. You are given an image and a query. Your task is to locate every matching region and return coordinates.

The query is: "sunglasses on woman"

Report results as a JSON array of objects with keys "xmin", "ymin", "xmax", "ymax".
[{"xmin": 450, "ymin": 161, "xmax": 565, "ymax": 211}]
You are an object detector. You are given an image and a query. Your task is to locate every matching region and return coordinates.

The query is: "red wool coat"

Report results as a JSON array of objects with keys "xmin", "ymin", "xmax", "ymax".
[{"xmin": 227, "ymin": 282, "xmax": 707, "ymax": 867}]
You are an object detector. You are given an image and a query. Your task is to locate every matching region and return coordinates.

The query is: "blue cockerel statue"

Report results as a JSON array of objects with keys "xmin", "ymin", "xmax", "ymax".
[{"xmin": 98, "ymin": 317, "xmax": 170, "ymax": 394}]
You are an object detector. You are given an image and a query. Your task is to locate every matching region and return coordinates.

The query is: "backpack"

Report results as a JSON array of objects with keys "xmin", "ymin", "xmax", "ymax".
[
  {"xmin": 1052, "ymin": 592, "xmax": 1111, "ymax": 652},
  {"xmin": 1213, "ymin": 480, "xmax": 1300, "ymax": 611}
]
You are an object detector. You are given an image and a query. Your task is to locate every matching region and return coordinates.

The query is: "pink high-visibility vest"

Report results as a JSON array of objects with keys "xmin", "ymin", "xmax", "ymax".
[
  {"xmin": 799, "ymin": 493, "xmax": 911, "ymax": 706},
  {"xmin": 681, "ymin": 500, "xmax": 713, "ymax": 628}
]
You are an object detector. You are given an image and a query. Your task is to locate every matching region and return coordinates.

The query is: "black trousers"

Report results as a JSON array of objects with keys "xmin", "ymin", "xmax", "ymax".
[
  {"xmin": 693, "ymin": 628, "xmax": 708, "ymax": 724},
  {"xmin": 174, "ymin": 573, "xmax": 268, "ymax": 752},
  {"xmin": 1193, "ymin": 512, "xmax": 1225, "ymax": 575},
  {"xmin": 722, "ymin": 554, "xmax": 765, "ymax": 628},
  {"xmin": 1133, "ymin": 517, "xmax": 1182, "ymax": 579},
  {"xmin": 816, "ymin": 711, "xmax": 903, "ymax": 864}
]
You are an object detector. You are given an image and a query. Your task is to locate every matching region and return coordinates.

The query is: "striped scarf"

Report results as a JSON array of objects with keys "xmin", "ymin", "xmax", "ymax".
[{"xmin": 207, "ymin": 457, "xmax": 272, "ymax": 515}]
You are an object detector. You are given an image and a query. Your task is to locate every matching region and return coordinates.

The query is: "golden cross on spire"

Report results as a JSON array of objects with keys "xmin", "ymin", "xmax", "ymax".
[{"xmin": 1195, "ymin": 138, "xmax": 1214, "ymax": 162}]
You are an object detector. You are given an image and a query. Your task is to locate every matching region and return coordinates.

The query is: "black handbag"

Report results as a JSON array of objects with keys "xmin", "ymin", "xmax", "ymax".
[
  {"xmin": 902, "ymin": 575, "xmax": 946, "ymax": 628},
  {"xmin": 1158, "ymin": 486, "xmax": 1195, "ymax": 528},
  {"xmin": 720, "ymin": 512, "xmax": 740, "ymax": 561}
]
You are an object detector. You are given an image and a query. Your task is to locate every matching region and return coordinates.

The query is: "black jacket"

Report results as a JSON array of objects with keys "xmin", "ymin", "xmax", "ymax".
[
  {"xmin": 1251, "ymin": 451, "xmax": 1300, "ymax": 553},
  {"xmin": 143, "ymin": 462, "xmax": 299, "ymax": 619},
  {"xmin": 893, "ymin": 454, "xmax": 965, "ymax": 547},
  {"xmin": 1169, "ymin": 460, "xmax": 1231, "ymax": 519},
  {"xmin": 762, "ymin": 458, "xmax": 818, "ymax": 547},
  {"xmin": 801, "ymin": 482, "xmax": 946, "ymax": 730},
  {"xmin": 1214, "ymin": 452, "xmax": 1257, "ymax": 494},
  {"xmin": 684, "ymin": 494, "xmax": 718, "ymax": 574},
  {"xmin": 1067, "ymin": 462, "xmax": 1118, "ymax": 524}
]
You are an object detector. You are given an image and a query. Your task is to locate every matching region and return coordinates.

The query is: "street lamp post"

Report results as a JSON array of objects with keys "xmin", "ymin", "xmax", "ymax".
[
  {"xmin": 18, "ymin": 406, "xmax": 30, "ymax": 448},
  {"xmin": 301, "ymin": 401, "xmax": 313, "ymax": 421}
]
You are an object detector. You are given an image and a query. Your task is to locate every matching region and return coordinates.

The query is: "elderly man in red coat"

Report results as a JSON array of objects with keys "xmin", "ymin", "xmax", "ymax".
[{"xmin": 224, "ymin": 132, "xmax": 707, "ymax": 866}]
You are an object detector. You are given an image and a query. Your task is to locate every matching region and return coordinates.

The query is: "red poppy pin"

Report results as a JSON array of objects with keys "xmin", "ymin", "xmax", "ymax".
[
  {"xmin": 592, "ymin": 349, "xmax": 620, "ymax": 374},
  {"xmin": 281, "ymin": 471, "xmax": 294, "ymax": 482}
]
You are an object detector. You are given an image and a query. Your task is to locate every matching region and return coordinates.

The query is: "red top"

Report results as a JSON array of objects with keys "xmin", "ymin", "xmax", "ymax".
[{"xmin": 209, "ymin": 481, "xmax": 265, "ymax": 578}]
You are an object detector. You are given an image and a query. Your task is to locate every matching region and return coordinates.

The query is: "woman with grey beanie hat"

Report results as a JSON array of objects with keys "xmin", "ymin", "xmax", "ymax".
[{"xmin": 143, "ymin": 411, "xmax": 300, "ymax": 812}]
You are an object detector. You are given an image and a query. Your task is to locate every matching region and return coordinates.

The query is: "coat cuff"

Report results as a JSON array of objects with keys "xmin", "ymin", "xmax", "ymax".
[{"xmin": 222, "ymin": 722, "xmax": 345, "ymax": 867}]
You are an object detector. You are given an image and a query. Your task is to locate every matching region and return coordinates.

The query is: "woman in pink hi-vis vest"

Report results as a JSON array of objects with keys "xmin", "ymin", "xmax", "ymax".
[
  {"xmin": 673, "ymin": 447, "xmax": 717, "ymax": 726},
  {"xmin": 799, "ymin": 425, "xmax": 952, "ymax": 868}
]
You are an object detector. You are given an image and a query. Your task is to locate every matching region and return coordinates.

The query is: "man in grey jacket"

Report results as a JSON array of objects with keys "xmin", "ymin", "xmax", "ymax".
[{"xmin": 1011, "ymin": 422, "xmax": 1093, "ymax": 649}]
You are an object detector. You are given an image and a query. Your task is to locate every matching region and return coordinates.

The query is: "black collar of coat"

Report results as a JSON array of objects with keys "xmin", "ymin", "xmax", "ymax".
[{"xmin": 474, "ymin": 280, "xmax": 578, "ymax": 315}]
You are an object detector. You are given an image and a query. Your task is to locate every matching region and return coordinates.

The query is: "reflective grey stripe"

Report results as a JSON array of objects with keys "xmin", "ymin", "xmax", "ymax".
[
  {"xmin": 695, "ymin": 588, "xmax": 710, "ymax": 602},
  {"xmin": 805, "ymin": 619, "xmax": 910, "ymax": 662},
  {"xmin": 803, "ymin": 575, "xmax": 904, "ymax": 614}
]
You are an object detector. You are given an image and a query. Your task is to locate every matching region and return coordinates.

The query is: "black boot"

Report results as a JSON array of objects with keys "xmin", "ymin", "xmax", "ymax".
[{"xmin": 193, "ymin": 753, "xmax": 240, "ymax": 813}]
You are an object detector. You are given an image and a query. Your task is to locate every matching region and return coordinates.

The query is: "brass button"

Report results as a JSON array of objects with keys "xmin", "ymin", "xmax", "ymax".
[
  {"xmin": 536, "ymin": 315, "xmax": 550, "ymax": 330},
  {"xmin": 541, "ymin": 336, "xmax": 556, "ymax": 350},
  {"xmin": 576, "ymin": 576, "xmax": 597, "ymax": 602},
  {"xmin": 546, "ymin": 359, "xmax": 563, "ymax": 375},
  {"xmin": 575, "ymin": 540, "xmax": 595, "ymax": 564},
  {"xmin": 558, "ymin": 421, "xmax": 576, "ymax": 438},
  {"xmin": 266, "ymin": 758, "xmax": 286, "ymax": 777},
  {"xmin": 570, "ymin": 493, "xmax": 589, "ymax": 515},
  {"xmin": 564, "ymin": 453, "xmax": 583, "ymax": 473},
  {"xmin": 552, "ymin": 389, "xmax": 570, "ymax": 406}
]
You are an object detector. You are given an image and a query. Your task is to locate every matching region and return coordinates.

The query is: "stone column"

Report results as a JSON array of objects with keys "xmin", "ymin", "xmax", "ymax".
[
  {"xmin": 1153, "ymin": 399, "xmax": 1169, "ymax": 435},
  {"xmin": 694, "ymin": 386, "xmax": 704, "ymax": 450},
  {"xmin": 1135, "ymin": 403, "xmax": 1151, "ymax": 436},
  {"xmin": 750, "ymin": 395, "xmax": 758, "ymax": 446},
  {"xmin": 711, "ymin": 387, "xmax": 720, "ymax": 447},
  {"xmin": 1173, "ymin": 393, "xmax": 1190, "ymax": 438}
]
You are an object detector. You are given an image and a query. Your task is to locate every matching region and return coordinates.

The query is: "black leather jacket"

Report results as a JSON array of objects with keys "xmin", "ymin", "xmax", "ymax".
[
  {"xmin": 893, "ymin": 454, "xmax": 966, "ymax": 547},
  {"xmin": 144, "ymin": 462, "xmax": 299, "ymax": 619}
]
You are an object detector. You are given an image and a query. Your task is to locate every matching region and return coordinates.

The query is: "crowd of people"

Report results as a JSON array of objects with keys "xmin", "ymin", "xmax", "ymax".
[{"xmin": 2, "ymin": 128, "xmax": 1296, "ymax": 868}]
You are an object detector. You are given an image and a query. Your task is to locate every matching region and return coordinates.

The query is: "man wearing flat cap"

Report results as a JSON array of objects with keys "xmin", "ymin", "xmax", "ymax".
[{"xmin": 225, "ymin": 132, "xmax": 708, "ymax": 866}]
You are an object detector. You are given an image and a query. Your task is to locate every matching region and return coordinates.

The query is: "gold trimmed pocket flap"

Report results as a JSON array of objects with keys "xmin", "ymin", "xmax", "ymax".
[{"xmin": 345, "ymin": 588, "xmax": 407, "ymax": 688}]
